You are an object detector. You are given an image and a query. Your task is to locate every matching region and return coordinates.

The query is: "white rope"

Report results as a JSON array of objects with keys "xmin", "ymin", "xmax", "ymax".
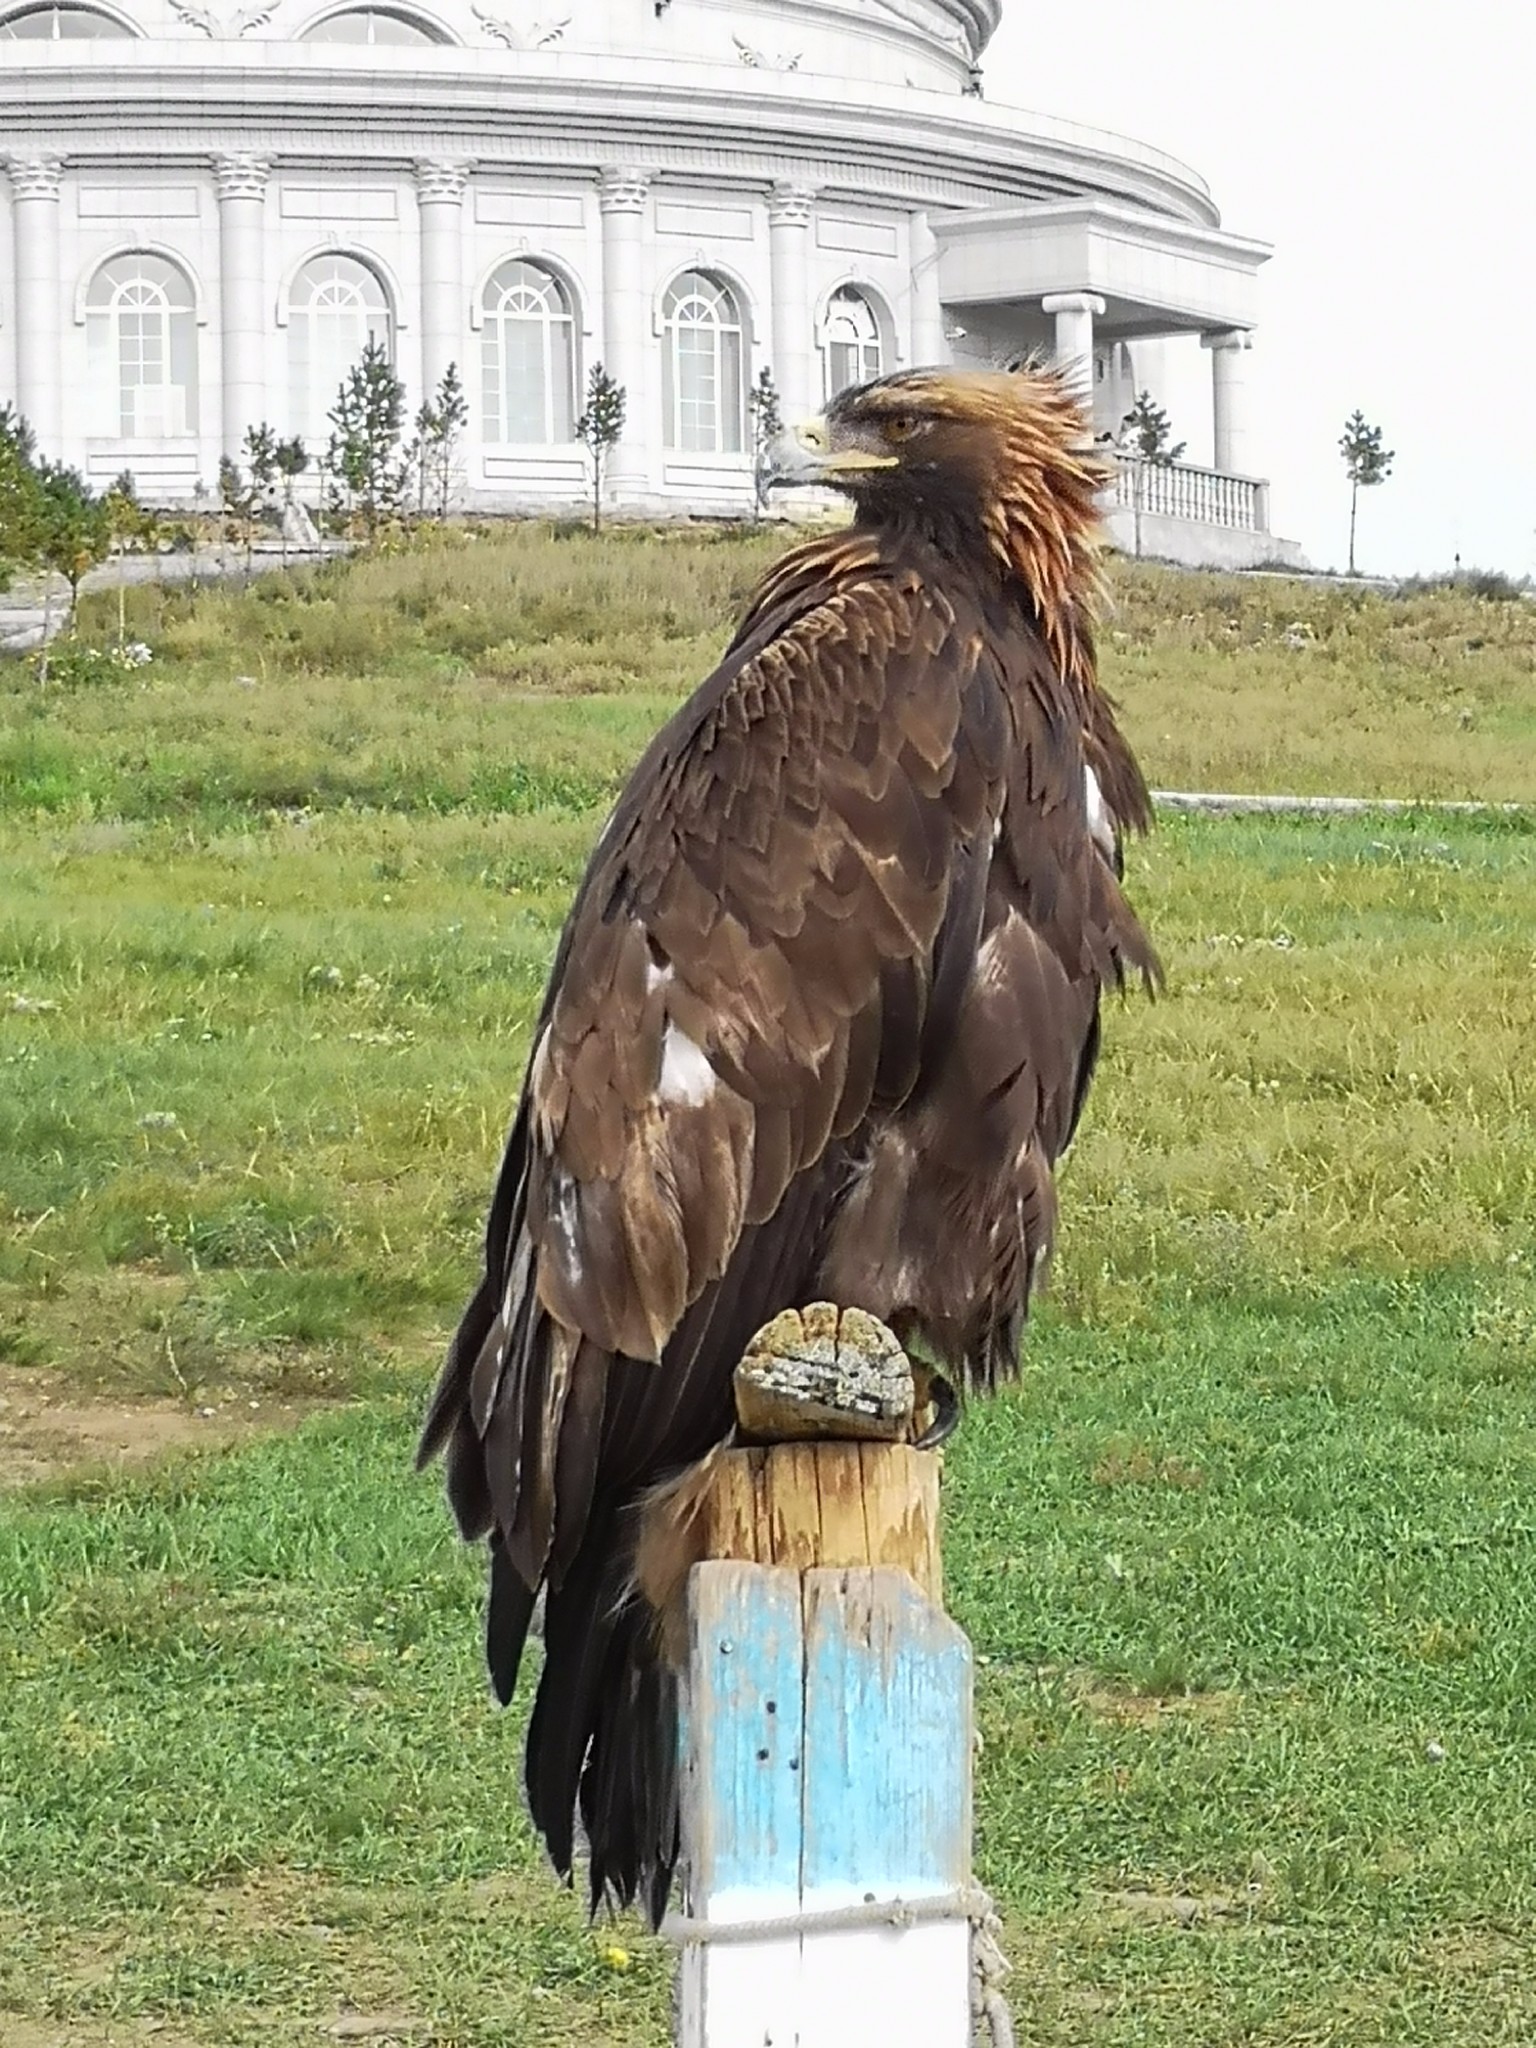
[
  {"xmin": 661, "ymin": 1884, "xmax": 1016, "ymax": 2047},
  {"xmin": 968, "ymin": 1898, "xmax": 1016, "ymax": 2048},
  {"xmin": 662, "ymin": 1882, "xmax": 988, "ymax": 1946}
]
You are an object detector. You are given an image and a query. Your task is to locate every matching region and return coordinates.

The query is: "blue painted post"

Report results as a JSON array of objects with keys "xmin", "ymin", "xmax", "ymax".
[
  {"xmin": 674, "ymin": 1543, "xmax": 975, "ymax": 2047},
  {"xmin": 676, "ymin": 1560, "xmax": 808, "ymax": 2045},
  {"xmin": 798, "ymin": 1568, "xmax": 974, "ymax": 2042}
]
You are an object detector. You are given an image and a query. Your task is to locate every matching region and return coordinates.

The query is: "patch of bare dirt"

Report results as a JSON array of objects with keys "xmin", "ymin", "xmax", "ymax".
[
  {"xmin": 1103, "ymin": 1888, "xmax": 1242, "ymax": 1927},
  {"xmin": 0, "ymin": 2024, "xmax": 206, "ymax": 2048},
  {"xmin": 1060, "ymin": 1668, "xmax": 1245, "ymax": 1729},
  {"xmin": 322, "ymin": 2019, "xmax": 431, "ymax": 2043},
  {"xmin": 0, "ymin": 1364, "xmax": 315, "ymax": 1491}
]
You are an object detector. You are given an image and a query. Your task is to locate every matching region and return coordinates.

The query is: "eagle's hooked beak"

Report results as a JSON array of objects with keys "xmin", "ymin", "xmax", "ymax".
[{"xmin": 759, "ymin": 415, "xmax": 901, "ymax": 491}]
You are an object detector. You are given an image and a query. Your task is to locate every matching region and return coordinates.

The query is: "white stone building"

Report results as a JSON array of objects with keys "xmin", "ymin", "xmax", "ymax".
[{"xmin": 1, "ymin": 0, "xmax": 1299, "ymax": 564}]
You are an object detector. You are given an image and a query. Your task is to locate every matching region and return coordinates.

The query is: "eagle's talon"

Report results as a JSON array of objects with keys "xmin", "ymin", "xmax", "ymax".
[{"xmin": 913, "ymin": 1372, "xmax": 962, "ymax": 1449}]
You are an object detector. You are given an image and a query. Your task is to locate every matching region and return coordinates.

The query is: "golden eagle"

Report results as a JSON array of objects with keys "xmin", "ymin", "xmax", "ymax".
[{"xmin": 418, "ymin": 366, "xmax": 1158, "ymax": 1922}]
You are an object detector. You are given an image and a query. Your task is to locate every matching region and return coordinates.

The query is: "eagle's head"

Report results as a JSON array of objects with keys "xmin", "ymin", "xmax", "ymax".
[{"xmin": 762, "ymin": 365, "xmax": 1110, "ymax": 677}]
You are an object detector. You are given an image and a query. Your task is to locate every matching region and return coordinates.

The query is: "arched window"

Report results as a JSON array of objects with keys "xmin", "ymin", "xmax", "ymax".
[
  {"xmin": 86, "ymin": 253, "xmax": 198, "ymax": 437},
  {"xmin": 825, "ymin": 286, "xmax": 884, "ymax": 399},
  {"xmin": 481, "ymin": 261, "xmax": 577, "ymax": 444},
  {"xmin": 662, "ymin": 270, "xmax": 745, "ymax": 455},
  {"xmin": 287, "ymin": 254, "xmax": 392, "ymax": 444},
  {"xmin": 0, "ymin": 2, "xmax": 133, "ymax": 32},
  {"xmin": 301, "ymin": 6, "xmax": 444, "ymax": 40}
]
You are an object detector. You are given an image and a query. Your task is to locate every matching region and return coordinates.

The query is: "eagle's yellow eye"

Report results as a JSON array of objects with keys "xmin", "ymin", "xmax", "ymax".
[{"xmin": 883, "ymin": 414, "xmax": 920, "ymax": 443}]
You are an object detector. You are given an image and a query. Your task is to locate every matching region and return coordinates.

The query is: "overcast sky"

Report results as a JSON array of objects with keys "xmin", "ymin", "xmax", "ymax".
[{"xmin": 984, "ymin": 0, "xmax": 1535, "ymax": 575}]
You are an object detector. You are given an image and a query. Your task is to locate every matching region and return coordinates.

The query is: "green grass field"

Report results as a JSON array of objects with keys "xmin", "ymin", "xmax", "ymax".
[{"xmin": 2, "ymin": 533, "xmax": 1534, "ymax": 2045}]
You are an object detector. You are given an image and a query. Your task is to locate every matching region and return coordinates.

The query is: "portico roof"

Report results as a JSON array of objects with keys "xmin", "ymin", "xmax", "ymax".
[{"xmin": 933, "ymin": 197, "xmax": 1271, "ymax": 335}]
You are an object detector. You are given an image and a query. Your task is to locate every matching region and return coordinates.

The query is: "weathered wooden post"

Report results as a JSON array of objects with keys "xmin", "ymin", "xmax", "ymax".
[{"xmin": 663, "ymin": 1305, "xmax": 1005, "ymax": 2048}]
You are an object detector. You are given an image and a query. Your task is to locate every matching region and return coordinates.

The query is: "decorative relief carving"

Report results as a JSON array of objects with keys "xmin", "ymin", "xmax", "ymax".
[
  {"xmin": 472, "ymin": 5, "xmax": 567, "ymax": 47},
  {"xmin": 864, "ymin": 0, "xmax": 971, "ymax": 57},
  {"xmin": 598, "ymin": 166, "xmax": 650, "ymax": 215},
  {"xmin": 172, "ymin": 0, "xmax": 274, "ymax": 35},
  {"xmin": 212, "ymin": 152, "xmax": 273, "ymax": 201},
  {"xmin": 413, "ymin": 158, "xmax": 475, "ymax": 202},
  {"xmin": 733, "ymin": 33, "xmax": 801, "ymax": 70},
  {"xmin": 767, "ymin": 182, "xmax": 816, "ymax": 228},
  {"xmin": 4, "ymin": 153, "xmax": 66, "ymax": 201}
]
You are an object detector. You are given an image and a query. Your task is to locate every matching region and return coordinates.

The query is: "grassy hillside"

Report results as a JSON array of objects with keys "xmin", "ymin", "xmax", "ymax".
[
  {"xmin": 1, "ymin": 530, "xmax": 1523, "ymax": 822},
  {"xmin": 1, "ymin": 530, "xmax": 1533, "ymax": 2046}
]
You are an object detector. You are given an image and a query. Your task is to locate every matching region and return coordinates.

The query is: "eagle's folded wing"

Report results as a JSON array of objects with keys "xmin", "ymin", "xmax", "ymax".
[
  {"xmin": 526, "ymin": 568, "xmax": 1004, "ymax": 1364},
  {"xmin": 426, "ymin": 559, "xmax": 1010, "ymax": 1592}
]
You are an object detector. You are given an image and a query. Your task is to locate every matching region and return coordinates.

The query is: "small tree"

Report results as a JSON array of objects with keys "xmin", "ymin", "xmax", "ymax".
[
  {"xmin": 575, "ymin": 362, "xmax": 626, "ymax": 533},
  {"xmin": 37, "ymin": 463, "xmax": 110, "ymax": 611},
  {"xmin": 1120, "ymin": 390, "xmax": 1186, "ymax": 464},
  {"xmin": 325, "ymin": 337, "xmax": 407, "ymax": 540},
  {"xmin": 33, "ymin": 462, "xmax": 110, "ymax": 677},
  {"xmin": 747, "ymin": 365, "xmax": 784, "ymax": 519},
  {"xmin": 0, "ymin": 404, "xmax": 46, "ymax": 587},
  {"xmin": 1117, "ymin": 389, "xmax": 1187, "ymax": 558},
  {"xmin": 103, "ymin": 470, "xmax": 158, "ymax": 649},
  {"xmin": 244, "ymin": 423, "xmax": 280, "ymax": 510},
  {"xmin": 273, "ymin": 436, "xmax": 308, "ymax": 560},
  {"xmin": 218, "ymin": 453, "xmax": 261, "ymax": 572},
  {"xmin": 1339, "ymin": 410, "xmax": 1394, "ymax": 575},
  {"xmin": 407, "ymin": 362, "xmax": 470, "ymax": 522}
]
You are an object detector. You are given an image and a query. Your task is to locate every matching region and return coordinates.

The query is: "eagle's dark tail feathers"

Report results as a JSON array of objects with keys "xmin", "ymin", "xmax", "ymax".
[
  {"xmin": 485, "ymin": 1533, "xmax": 538, "ymax": 1707},
  {"xmin": 463, "ymin": 1151, "xmax": 850, "ymax": 1927},
  {"xmin": 522, "ymin": 1517, "xmax": 679, "ymax": 1926}
]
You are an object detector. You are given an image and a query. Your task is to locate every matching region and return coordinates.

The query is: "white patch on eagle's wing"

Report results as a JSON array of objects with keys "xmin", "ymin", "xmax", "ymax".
[
  {"xmin": 530, "ymin": 1023, "xmax": 551, "ymax": 1088},
  {"xmin": 547, "ymin": 1161, "xmax": 585, "ymax": 1288},
  {"xmin": 976, "ymin": 908, "xmax": 1025, "ymax": 991},
  {"xmin": 1083, "ymin": 764, "xmax": 1117, "ymax": 862},
  {"xmin": 645, "ymin": 954, "xmax": 673, "ymax": 994},
  {"xmin": 529, "ymin": 1024, "xmax": 560, "ymax": 1148},
  {"xmin": 657, "ymin": 1023, "xmax": 716, "ymax": 1107}
]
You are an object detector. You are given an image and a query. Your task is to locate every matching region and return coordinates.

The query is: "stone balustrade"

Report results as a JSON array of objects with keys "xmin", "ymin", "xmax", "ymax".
[{"xmin": 1112, "ymin": 454, "xmax": 1265, "ymax": 533}]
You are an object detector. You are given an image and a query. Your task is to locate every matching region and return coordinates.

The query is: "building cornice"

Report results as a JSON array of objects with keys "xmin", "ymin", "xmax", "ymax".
[
  {"xmin": 935, "ymin": 197, "xmax": 1270, "ymax": 270},
  {"xmin": 3, "ymin": 47, "xmax": 1218, "ymax": 224}
]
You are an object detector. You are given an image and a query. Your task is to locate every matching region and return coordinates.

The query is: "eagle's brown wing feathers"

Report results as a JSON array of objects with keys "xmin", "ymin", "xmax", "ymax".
[{"xmin": 473, "ymin": 550, "xmax": 1000, "ymax": 1567}]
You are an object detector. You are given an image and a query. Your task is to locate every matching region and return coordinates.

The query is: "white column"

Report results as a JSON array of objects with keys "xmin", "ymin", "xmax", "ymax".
[
  {"xmin": 4, "ymin": 153, "xmax": 65, "ymax": 456},
  {"xmin": 598, "ymin": 164, "xmax": 651, "ymax": 497},
  {"xmin": 1204, "ymin": 328, "xmax": 1253, "ymax": 477},
  {"xmin": 212, "ymin": 152, "xmax": 272, "ymax": 455},
  {"xmin": 767, "ymin": 181, "xmax": 815, "ymax": 421},
  {"xmin": 1040, "ymin": 290, "xmax": 1104, "ymax": 407},
  {"xmin": 908, "ymin": 210, "xmax": 947, "ymax": 367},
  {"xmin": 414, "ymin": 157, "xmax": 473, "ymax": 405}
]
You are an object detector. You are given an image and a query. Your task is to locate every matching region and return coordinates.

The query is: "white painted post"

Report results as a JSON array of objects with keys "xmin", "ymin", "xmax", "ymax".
[{"xmin": 676, "ymin": 1560, "xmax": 975, "ymax": 2048}]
